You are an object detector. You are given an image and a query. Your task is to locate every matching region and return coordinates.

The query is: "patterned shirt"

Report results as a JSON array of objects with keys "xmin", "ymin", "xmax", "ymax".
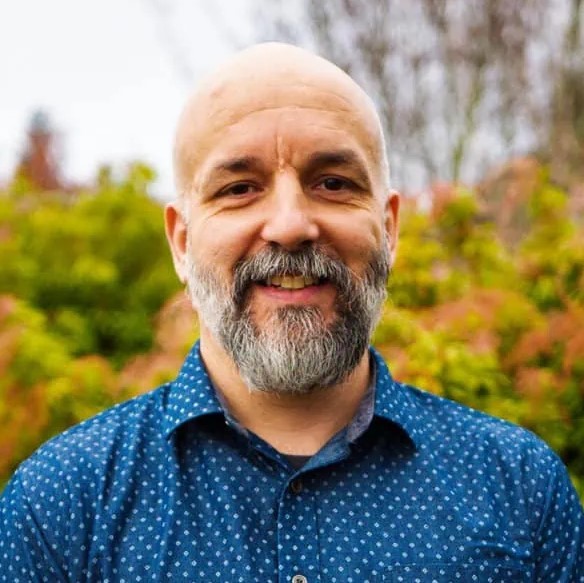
[{"xmin": 1, "ymin": 342, "xmax": 583, "ymax": 582}]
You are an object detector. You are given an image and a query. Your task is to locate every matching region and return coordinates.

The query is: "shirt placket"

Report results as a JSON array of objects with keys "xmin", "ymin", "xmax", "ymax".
[
  {"xmin": 276, "ymin": 472, "xmax": 321, "ymax": 583},
  {"xmin": 238, "ymin": 418, "xmax": 353, "ymax": 583}
]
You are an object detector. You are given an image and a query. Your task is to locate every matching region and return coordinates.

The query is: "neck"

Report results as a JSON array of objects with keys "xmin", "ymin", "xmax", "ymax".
[{"xmin": 199, "ymin": 328, "xmax": 371, "ymax": 456}]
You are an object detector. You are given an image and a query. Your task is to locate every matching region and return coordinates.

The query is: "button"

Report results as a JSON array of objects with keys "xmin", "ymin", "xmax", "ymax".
[
  {"xmin": 291, "ymin": 575, "xmax": 307, "ymax": 583},
  {"xmin": 290, "ymin": 478, "xmax": 303, "ymax": 494}
]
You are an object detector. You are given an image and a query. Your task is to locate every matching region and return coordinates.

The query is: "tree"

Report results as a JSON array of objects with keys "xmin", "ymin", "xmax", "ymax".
[
  {"xmin": 14, "ymin": 111, "xmax": 64, "ymax": 191},
  {"xmin": 0, "ymin": 163, "xmax": 181, "ymax": 366},
  {"xmin": 255, "ymin": 0, "xmax": 584, "ymax": 189}
]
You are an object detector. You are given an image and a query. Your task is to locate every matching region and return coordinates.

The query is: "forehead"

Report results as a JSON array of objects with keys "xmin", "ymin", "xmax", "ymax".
[
  {"xmin": 176, "ymin": 74, "xmax": 385, "ymax": 190},
  {"xmin": 199, "ymin": 109, "xmax": 376, "ymax": 196},
  {"xmin": 208, "ymin": 78, "xmax": 362, "ymax": 126},
  {"xmin": 211, "ymin": 105, "xmax": 371, "ymax": 163}
]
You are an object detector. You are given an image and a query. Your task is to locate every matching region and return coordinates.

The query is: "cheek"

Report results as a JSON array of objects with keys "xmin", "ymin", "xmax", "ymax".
[
  {"xmin": 188, "ymin": 214, "xmax": 260, "ymax": 272},
  {"xmin": 324, "ymin": 213, "xmax": 386, "ymax": 265}
]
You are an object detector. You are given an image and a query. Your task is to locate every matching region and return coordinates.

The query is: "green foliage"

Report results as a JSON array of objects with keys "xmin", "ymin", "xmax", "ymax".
[
  {"xmin": 377, "ymin": 171, "xmax": 584, "ymax": 500},
  {"xmin": 0, "ymin": 161, "xmax": 582, "ymax": 504},
  {"xmin": 0, "ymin": 163, "xmax": 181, "ymax": 365},
  {"xmin": 0, "ymin": 296, "xmax": 132, "ymax": 486}
]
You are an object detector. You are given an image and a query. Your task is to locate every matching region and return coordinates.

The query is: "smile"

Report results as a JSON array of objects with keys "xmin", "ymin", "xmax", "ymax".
[{"xmin": 262, "ymin": 274, "xmax": 324, "ymax": 290}]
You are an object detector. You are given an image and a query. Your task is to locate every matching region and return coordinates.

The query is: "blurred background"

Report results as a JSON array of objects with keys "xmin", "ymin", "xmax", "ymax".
[{"xmin": 0, "ymin": 0, "xmax": 583, "ymax": 498}]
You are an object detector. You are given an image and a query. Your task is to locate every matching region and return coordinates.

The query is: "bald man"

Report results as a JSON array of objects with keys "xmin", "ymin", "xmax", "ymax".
[{"xmin": 1, "ymin": 44, "xmax": 583, "ymax": 582}]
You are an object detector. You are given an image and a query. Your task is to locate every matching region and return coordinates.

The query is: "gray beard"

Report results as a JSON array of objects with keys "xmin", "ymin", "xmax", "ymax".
[{"xmin": 186, "ymin": 243, "xmax": 390, "ymax": 394}]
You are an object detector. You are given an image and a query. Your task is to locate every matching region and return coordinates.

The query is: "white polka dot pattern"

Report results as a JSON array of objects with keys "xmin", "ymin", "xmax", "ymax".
[{"xmin": 1, "ymin": 343, "xmax": 583, "ymax": 582}]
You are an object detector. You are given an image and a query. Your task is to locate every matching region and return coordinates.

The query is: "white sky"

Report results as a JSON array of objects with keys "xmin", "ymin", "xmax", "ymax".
[{"xmin": 0, "ymin": 0, "xmax": 254, "ymax": 199}]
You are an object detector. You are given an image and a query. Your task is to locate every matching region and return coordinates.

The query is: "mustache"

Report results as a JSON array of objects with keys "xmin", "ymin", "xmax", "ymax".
[{"xmin": 232, "ymin": 245, "xmax": 354, "ymax": 307}]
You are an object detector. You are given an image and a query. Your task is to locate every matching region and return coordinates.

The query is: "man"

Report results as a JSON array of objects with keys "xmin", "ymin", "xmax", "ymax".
[{"xmin": 1, "ymin": 43, "xmax": 583, "ymax": 582}]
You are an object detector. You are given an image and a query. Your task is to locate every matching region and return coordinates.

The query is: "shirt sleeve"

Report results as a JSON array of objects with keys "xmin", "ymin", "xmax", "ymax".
[
  {"xmin": 0, "ymin": 472, "xmax": 67, "ymax": 583},
  {"xmin": 532, "ymin": 451, "xmax": 584, "ymax": 582}
]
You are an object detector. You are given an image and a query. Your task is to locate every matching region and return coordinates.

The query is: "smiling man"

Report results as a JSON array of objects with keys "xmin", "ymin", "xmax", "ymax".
[
  {"xmin": 1, "ymin": 43, "xmax": 583, "ymax": 582},
  {"xmin": 165, "ymin": 43, "xmax": 397, "ymax": 458}
]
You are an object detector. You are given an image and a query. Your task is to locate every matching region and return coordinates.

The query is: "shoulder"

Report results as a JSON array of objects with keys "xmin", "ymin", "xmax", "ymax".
[
  {"xmin": 398, "ymin": 381, "xmax": 574, "ymax": 507},
  {"xmin": 373, "ymin": 351, "xmax": 547, "ymax": 462},
  {"xmin": 402, "ymin": 381, "xmax": 548, "ymax": 452},
  {"xmin": 2, "ymin": 384, "xmax": 171, "ymax": 523},
  {"xmin": 13, "ymin": 383, "xmax": 170, "ymax": 498},
  {"xmin": 0, "ymin": 385, "xmax": 172, "ymax": 579},
  {"xmin": 388, "ymin": 382, "xmax": 584, "ymax": 576}
]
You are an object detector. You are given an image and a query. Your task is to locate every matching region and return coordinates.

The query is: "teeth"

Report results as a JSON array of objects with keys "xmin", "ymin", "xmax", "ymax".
[{"xmin": 267, "ymin": 275, "xmax": 317, "ymax": 289}]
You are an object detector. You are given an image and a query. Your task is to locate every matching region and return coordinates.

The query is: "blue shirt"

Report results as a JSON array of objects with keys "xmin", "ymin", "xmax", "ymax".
[{"xmin": 1, "ymin": 343, "xmax": 583, "ymax": 582}]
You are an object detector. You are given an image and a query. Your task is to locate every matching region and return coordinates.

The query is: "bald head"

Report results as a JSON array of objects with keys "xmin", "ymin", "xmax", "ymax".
[{"xmin": 173, "ymin": 42, "xmax": 389, "ymax": 201}]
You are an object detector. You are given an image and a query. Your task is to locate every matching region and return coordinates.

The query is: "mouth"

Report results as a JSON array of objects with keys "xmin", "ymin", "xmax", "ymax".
[
  {"xmin": 259, "ymin": 274, "xmax": 326, "ymax": 290},
  {"xmin": 260, "ymin": 275, "xmax": 325, "ymax": 290},
  {"xmin": 244, "ymin": 271, "xmax": 338, "ymax": 314}
]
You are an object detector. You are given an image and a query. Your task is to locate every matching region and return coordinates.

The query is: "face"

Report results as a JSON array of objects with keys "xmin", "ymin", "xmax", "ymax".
[{"xmin": 166, "ymin": 78, "xmax": 399, "ymax": 393}]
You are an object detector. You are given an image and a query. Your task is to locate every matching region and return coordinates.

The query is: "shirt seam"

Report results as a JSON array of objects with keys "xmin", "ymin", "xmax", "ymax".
[
  {"xmin": 14, "ymin": 471, "xmax": 69, "ymax": 582},
  {"xmin": 531, "ymin": 450, "xmax": 560, "ymax": 544}
]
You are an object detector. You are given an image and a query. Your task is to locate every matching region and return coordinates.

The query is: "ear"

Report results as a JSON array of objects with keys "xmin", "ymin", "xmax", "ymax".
[
  {"xmin": 164, "ymin": 202, "xmax": 189, "ymax": 284},
  {"xmin": 384, "ymin": 189, "xmax": 400, "ymax": 264}
]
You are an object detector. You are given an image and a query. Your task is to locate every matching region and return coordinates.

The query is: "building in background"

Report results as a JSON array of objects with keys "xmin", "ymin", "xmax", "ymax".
[{"xmin": 14, "ymin": 110, "xmax": 63, "ymax": 191}]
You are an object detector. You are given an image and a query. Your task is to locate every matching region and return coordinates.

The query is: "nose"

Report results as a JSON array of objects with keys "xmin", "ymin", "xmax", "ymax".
[{"xmin": 260, "ymin": 175, "xmax": 320, "ymax": 250}]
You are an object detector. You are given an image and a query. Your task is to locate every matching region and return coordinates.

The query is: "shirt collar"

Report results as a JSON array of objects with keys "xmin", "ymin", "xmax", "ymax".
[
  {"xmin": 163, "ymin": 341, "xmax": 422, "ymax": 449},
  {"xmin": 162, "ymin": 341, "xmax": 224, "ymax": 438},
  {"xmin": 371, "ymin": 348, "xmax": 422, "ymax": 448}
]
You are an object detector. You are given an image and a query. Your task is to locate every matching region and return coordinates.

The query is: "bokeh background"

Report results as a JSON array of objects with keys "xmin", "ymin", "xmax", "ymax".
[{"xmin": 1, "ymin": 0, "xmax": 583, "ymax": 499}]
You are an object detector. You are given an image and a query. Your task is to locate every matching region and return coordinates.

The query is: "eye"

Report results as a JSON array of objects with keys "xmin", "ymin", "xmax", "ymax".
[
  {"xmin": 218, "ymin": 182, "xmax": 258, "ymax": 197},
  {"xmin": 315, "ymin": 176, "xmax": 354, "ymax": 192}
]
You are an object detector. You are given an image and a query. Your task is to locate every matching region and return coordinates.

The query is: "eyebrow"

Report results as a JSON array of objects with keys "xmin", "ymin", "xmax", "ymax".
[
  {"xmin": 202, "ymin": 149, "xmax": 372, "ymax": 189},
  {"xmin": 210, "ymin": 155, "xmax": 265, "ymax": 175},
  {"xmin": 199, "ymin": 155, "xmax": 267, "ymax": 194}
]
